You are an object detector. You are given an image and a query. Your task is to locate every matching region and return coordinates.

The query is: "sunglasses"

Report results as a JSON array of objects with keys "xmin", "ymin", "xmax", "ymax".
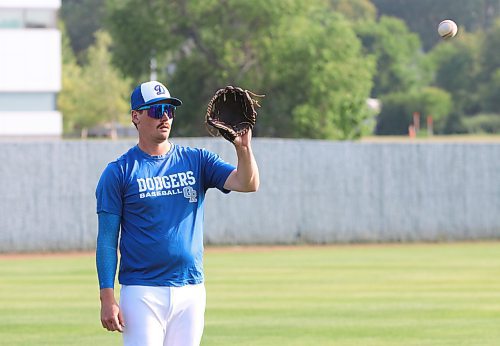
[{"xmin": 138, "ymin": 103, "xmax": 176, "ymax": 119}]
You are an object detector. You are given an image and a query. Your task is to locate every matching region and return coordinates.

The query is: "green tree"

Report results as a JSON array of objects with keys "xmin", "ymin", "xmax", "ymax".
[
  {"xmin": 79, "ymin": 30, "xmax": 131, "ymax": 135},
  {"xmin": 356, "ymin": 16, "xmax": 426, "ymax": 97},
  {"xmin": 480, "ymin": 19, "xmax": 500, "ymax": 80},
  {"xmin": 59, "ymin": 29, "xmax": 131, "ymax": 136},
  {"xmin": 60, "ymin": 0, "xmax": 107, "ymax": 62},
  {"xmin": 263, "ymin": 10, "xmax": 375, "ymax": 139},
  {"xmin": 462, "ymin": 113, "xmax": 500, "ymax": 133},
  {"xmin": 376, "ymin": 87, "xmax": 452, "ymax": 135},
  {"xmin": 58, "ymin": 22, "xmax": 84, "ymax": 135},
  {"xmin": 482, "ymin": 69, "xmax": 500, "ymax": 113},
  {"xmin": 372, "ymin": 0, "xmax": 500, "ymax": 51},
  {"xmin": 106, "ymin": 0, "xmax": 178, "ymax": 80},
  {"xmin": 478, "ymin": 19, "xmax": 500, "ymax": 114},
  {"xmin": 426, "ymin": 30, "xmax": 482, "ymax": 116},
  {"xmin": 106, "ymin": 0, "xmax": 375, "ymax": 139},
  {"xmin": 328, "ymin": 0, "xmax": 377, "ymax": 22}
]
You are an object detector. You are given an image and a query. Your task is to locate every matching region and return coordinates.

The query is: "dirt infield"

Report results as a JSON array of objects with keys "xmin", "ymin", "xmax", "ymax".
[
  {"xmin": 1, "ymin": 242, "xmax": 492, "ymax": 260},
  {"xmin": 0, "ymin": 246, "xmax": 296, "ymax": 259},
  {"xmin": 0, "ymin": 244, "xmax": 356, "ymax": 259}
]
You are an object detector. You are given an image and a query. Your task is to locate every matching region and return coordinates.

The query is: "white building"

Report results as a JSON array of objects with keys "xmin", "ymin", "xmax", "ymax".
[{"xmin": 0, "ymin": 0, "xmax": 61, "ymax": 137}]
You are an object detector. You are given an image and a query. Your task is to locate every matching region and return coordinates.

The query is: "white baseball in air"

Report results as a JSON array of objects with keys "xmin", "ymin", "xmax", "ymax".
[{"xmin": 438, "ymin": 19, "xmax": 458, "ymax": 38}]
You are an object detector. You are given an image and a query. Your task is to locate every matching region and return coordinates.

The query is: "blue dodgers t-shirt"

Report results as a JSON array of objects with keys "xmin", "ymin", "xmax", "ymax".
[{"xmin": 95, "ymin": 144, "xmax": 235, "ymax": 287}]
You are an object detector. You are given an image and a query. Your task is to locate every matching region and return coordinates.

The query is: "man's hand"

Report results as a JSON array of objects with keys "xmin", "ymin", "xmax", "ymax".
[
  {"xmin": 224, "ymin": 128, "xmax": 259, "ymax": 192},
  {"xmin": 232, "ymin": 128, "xmax": 252, "ymax": 148},
  {"xmin": 100, "ymin": 288, "xmax": 125, "ymax": 333}
]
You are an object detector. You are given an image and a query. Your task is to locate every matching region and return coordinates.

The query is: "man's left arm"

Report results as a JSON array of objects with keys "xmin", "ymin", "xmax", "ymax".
[{"xmin": 223, "ymin": 129, "xmax": 260, "ymax": 192}]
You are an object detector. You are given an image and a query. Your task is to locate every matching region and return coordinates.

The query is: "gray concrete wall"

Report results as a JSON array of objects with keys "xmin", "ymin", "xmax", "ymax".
[{"xmin": 0, "ymin": 139, "xmax": 499, "ymax": 252}]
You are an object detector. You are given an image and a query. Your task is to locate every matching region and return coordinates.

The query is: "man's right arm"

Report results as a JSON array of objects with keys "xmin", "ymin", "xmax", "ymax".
[{"xmin": 96, "ymin": 212, "xmax": 124, "ymax": 332}]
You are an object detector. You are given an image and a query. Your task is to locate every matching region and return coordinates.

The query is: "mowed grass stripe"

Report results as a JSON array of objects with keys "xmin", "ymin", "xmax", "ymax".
[
  {"xmin": 0, "ymin": 242, "xmax": 499, "ymax": 345},
  {"xmin": 203, "ymin": 243, "xmax": 500, "ymax": 346}
]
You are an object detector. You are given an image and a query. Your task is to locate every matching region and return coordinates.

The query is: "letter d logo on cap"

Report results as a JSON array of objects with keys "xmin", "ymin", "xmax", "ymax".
[{"xmin": 154, "ymin": 84, "xmax": 165, "ymax": 95}]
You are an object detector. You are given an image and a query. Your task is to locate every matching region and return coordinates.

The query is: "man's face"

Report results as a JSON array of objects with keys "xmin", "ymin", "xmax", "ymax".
[{"xmin": 132, "ymin": 105, "xmax": 175, "ymax": 143}]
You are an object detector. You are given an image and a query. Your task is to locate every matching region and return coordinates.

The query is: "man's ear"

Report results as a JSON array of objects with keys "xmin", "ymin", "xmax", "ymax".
[{"xmin": 131, "ymin": 110, "xmax": 139, "ymax": 126}]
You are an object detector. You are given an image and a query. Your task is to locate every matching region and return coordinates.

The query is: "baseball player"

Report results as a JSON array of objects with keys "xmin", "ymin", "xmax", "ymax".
[{"xmin": 95, "ymin": 80, "xmax": 259, "ymax": 345}]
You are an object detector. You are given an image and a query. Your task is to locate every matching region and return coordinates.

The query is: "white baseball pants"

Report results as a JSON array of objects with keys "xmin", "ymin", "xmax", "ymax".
[{"xmin": 120, "ymin": 284, "xmax": 206, "ymax": 346}]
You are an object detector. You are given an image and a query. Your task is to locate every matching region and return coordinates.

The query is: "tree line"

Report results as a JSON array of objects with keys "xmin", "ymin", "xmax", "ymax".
[{"xmin": 59, "ymin": 0, "xmax": 500, "ymax": 139}]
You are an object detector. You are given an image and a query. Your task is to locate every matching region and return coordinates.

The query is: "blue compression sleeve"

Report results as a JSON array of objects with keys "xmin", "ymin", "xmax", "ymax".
[{"xmin": 96, "ymin": 212, "xmax": 120, "ymax": 289}]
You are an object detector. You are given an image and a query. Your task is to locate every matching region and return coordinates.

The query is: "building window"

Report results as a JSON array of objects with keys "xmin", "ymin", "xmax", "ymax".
[
  {"xmin": 25, "ymin": 9, "xmax": 56, "ymax": 29},
  {"xmin": 0, "ymin": 93, "xmax": 57, "ymax": 112},
  {"xmin": 0, "ymin": 8, "xmax": 57, "ymax": 29},
  {"xmin": 0, "ymin": 9, "xmax": 23, "ymax": 28}
]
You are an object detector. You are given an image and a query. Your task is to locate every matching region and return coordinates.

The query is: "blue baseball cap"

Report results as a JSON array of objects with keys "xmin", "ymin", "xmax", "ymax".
[{"xmin": 130, "ymin": 81, "xmax": 182, "ymax": 110}]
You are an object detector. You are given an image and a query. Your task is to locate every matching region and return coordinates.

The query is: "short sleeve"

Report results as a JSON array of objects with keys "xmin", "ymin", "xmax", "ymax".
[
  {"xmin": 95, "ymin": 162, "xmax": 123, "ymax": 216},
  {"xmin": 201, "ymin": 149, "xmax": 235, "ymax": 192}
]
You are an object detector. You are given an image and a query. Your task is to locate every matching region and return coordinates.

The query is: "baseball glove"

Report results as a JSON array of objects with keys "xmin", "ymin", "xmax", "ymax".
[{"xmin": 206, "ymin": 86, "xmax": 264, "ymax": 142}]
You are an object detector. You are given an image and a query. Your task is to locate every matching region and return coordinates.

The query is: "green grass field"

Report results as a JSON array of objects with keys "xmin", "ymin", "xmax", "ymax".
[{"xmin": 1, "ymin": 242, "xmax": 500, "ymax": 345}]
